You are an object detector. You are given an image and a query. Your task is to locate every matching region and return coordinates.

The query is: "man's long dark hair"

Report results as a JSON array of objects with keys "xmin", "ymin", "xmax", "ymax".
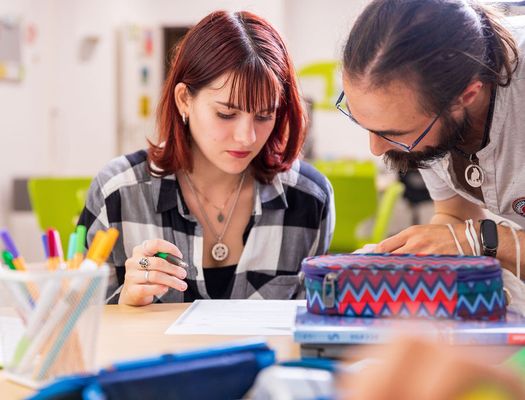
[{"xmin": 343, "ymin": 0, "xmax": 519, "ymax": 115}]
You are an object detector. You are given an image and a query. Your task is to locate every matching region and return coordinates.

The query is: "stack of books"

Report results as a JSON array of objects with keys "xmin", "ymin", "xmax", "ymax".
[{"xmin": 293, "ymin": 306, "xmax": 525, "ymax": 358}]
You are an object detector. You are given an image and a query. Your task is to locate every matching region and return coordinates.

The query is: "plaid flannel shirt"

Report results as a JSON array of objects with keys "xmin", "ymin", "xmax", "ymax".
[{"xmin": 79, "ymin": 150, "xmax": 334, "ymax": 303}]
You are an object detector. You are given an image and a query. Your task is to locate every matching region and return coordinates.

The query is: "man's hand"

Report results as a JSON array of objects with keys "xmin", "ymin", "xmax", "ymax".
[{"xmin": 375, "ymin": 224, "xmax": 465, "ymax": 255}]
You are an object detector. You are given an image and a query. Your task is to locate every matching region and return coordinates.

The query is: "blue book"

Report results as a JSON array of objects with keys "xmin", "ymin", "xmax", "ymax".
[{"xmin": 294, "ymin": 307, "xmax": 525, "ymax": 346}]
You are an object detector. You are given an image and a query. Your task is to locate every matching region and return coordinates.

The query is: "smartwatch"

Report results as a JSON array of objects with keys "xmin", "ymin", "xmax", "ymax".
[{"xmin": 479, "ymin": 219, "xmax": 498, "ymax": 257}]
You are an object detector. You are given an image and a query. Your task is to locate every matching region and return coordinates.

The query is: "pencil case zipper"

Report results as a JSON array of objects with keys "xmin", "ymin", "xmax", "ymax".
[{"xmin": 302, "ymin": 265, "xmax": 341, "ymax": 309}]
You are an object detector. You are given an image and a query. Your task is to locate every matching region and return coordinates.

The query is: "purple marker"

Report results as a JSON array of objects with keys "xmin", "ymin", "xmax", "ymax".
[
  {"xmin": 1, "ymin": 229, "xmax": 19, "ymax": 258},
  {"xmin": 0, "ymin": 229, "xmax": 27, "ymax": 270}
]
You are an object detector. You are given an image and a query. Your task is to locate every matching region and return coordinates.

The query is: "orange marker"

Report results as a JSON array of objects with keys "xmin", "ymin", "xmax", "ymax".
[
  {"xmin": 86, "ymin": 230, "xmax": 106, "ymax": 261},
  {"xmin": 92, "ymin": 228, "xmax": 119, "ymax": 266}
]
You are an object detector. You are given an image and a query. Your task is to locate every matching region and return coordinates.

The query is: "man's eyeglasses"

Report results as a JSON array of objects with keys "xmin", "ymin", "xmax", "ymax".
[{"xmin": 335, "ymin": 91, "xmax": 440, "ymax": 153}]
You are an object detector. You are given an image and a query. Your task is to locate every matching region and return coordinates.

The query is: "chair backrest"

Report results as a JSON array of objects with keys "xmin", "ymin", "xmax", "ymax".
[
  {"xmin": 370, "ymin": 181, "xmax": 404, "ymax": 245},
  {"xmin": 297, "ymin": 61, "xmax": 339, "ymax": 111},
  {"xmin": 313, "ymin": 160, "xmax": 378, "ymax": 252},
  {"xmin": 27, "ymin": 177, "xmax": 92, "ymax": 251}
]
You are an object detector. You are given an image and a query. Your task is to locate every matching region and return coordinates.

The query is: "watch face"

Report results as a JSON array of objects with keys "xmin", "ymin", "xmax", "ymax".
[{"xmin": 480, "ymin": 219, "xmax": 498, "ymax": 255}]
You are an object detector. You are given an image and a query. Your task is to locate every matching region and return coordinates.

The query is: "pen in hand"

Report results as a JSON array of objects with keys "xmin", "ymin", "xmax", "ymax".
[{"xmin": 155, "ymin": 252, "xmax": 189, "ymax": 270}]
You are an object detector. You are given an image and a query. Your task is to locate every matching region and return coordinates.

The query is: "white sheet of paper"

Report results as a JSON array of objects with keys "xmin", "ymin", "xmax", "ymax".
[
  {"xmin": 165, "ymin": 299, "xmax": 306, "ymax": 336},
  {"xmin": 0, "ymin": 316, "xmax": 24, "ymax": 367}
]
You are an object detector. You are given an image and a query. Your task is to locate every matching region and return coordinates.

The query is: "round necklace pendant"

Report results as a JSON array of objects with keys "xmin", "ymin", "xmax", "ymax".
[
  {"xmin": 211, "ymin": 242, "xmax": 229, "ymax": 261},
  {"xmin": 217, "ymin": 213, "xmax": 224, "ymax": 223},
  {"xmin": 465, "ymin": 164, "xmax": 484, "ymax": 188}
]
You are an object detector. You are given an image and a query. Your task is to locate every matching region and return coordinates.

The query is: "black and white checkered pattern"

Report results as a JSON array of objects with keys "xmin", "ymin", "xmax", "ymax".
[{"xmin": 79, "ymin": 150, "xmax": 334, "ymax": 303}]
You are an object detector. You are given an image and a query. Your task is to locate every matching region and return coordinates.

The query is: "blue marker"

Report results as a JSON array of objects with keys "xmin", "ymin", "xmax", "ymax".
[{"xmin": 42, "ymin": 233, "xmax": 49, "ymax": 258}]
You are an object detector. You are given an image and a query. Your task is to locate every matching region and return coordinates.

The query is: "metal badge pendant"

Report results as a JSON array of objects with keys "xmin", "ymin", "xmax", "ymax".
[
  {"xmin": 465, "ymin": 163, "xmax": 485, "ymax": 188},
  {"xmin": 211, "ymin": 242, "xmax": 229, "ymax": 261}
]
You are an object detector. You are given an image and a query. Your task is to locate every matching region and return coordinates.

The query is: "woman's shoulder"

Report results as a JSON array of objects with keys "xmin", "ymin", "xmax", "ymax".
[
  {"xmin": 92, "ymin": 149, "xmax": 152, "ymax": 198},
  {"xmin": 277, "ymin": 159, "xmax": 333, "ymax": 204}
]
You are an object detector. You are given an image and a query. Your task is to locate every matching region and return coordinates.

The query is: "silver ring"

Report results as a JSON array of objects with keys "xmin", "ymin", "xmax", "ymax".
[
  {"xmin": 144, "ymin": 270, "xmax": 150, "ymax": 283},
  {"xmin": 138, "ymin": 257, "xmax": 150, "ymax": 270}
]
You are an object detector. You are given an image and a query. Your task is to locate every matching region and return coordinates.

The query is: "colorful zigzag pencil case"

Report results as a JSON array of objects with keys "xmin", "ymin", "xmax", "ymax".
[{"xmin": 301, "ymin": 253, "xmax": 506, "ymax": 321}]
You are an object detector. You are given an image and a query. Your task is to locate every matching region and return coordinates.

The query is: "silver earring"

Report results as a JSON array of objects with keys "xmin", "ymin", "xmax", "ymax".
[{"xmin": 182, "ymin": 112, "xmax": 187, "ymax": 125}]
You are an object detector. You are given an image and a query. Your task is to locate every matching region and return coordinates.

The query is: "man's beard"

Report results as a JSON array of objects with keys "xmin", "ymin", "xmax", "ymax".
[{"xmin": 383, "ymin": 111, "xmax": 472, "ymax": 173}]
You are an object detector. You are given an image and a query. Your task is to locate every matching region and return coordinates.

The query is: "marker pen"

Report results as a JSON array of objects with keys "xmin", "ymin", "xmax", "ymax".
[
  {"xmin": 155, "ymin": 252, "xmax": 189, "ymax": 269},
  {"xmin": 0, "ymin": 229, "xmax": 27, "ymax": 270}
]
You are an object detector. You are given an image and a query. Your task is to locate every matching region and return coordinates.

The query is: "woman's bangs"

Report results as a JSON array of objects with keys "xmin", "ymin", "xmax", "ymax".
[{"xmin": 228, "ymin": 60, "xmax": 282, "ymax": 113}]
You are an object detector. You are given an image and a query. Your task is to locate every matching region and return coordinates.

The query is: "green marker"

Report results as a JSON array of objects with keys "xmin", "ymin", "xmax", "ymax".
[
  {"xmin": 66, "ymin": 232, "xmax": 77, "ymax": 261},
  {"xmin": 75, "ymin": 225, "xmax": 87, "ymax": 255},
  {"xmin": 71, "ymin": 225, "xmax": 87, "ymax": 268},
  {"xmin": 2, "ymin": 250, "xmax": 17, "ymax": 270},
  {"xmin": 155, "ymin": 252, "xmax": 189, "ymax": 269}
]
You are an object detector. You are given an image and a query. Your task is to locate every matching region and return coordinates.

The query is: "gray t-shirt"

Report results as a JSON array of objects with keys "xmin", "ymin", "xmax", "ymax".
[{"xmin": 420, "ymin": 17, "xmax": 525, "ymax": 229}]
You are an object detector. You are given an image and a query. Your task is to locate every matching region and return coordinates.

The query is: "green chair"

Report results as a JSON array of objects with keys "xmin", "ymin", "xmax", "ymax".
[
  {"xmin": 297, "ymin": 61, "xmax": 340, "ymax": 111},
  {"xmin": 313, "ymin": 160, "xmax": 403, "ymax": 253},
  {"xmin": 27, "ymin": 177, "xmax": 92, "ymax": 251}
]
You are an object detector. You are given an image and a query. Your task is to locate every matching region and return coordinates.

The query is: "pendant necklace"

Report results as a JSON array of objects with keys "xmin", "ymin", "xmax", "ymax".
[
  {"xmin": 454, "ymin": 149, "xmax": 485, "ymax": 188},
  {"xmin": 453, "ymin": 88, "xmax": 496, "ymax": 189},
  {"xmin": 192, "ymin": 184, "xmax": 238, "ymax": 223},
  {"xmin": 184, "ymin": 171, "xmax": 246, "ymax": 262}
]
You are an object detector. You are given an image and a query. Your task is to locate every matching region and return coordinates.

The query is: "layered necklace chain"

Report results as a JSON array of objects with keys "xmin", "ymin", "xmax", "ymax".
[
  {"xmin": 453, "ymin": 88, "xmax": 496, "ymax": 188},
  {"xmin": 191, "ymin": 183, "xmax": 238, "ymax": 223},
  {"xmin": 184, "ymin": 171, "xmax": 246, "ymax": 262}
]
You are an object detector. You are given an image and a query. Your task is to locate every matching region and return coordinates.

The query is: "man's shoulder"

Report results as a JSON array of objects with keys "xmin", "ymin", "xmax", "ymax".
[{"xmin": 507, "ymin": 16, "xmax": 525, "ymax": 61}]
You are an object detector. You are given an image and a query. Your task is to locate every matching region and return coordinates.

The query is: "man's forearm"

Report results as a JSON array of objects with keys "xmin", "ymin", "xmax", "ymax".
[{"xmin": 430, "ymin": 215, "xmax": 523, "ymax": 280}]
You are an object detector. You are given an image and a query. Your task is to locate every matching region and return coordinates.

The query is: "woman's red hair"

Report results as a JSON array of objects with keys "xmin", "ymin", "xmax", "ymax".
[{"xmin": 148, "ymin": 10, "xmax": 306, "ymax": 183}]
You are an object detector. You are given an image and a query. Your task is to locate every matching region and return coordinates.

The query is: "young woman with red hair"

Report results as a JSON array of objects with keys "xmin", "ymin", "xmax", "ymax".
[{"xmin": 79, "ymin": 10, "xmax": 334, "ymax": 306}]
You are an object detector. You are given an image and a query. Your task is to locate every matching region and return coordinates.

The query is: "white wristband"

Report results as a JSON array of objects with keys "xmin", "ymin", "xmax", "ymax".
[
  {"xmin": 447, "ymin": 224, "xmax": 464, "ymax": 255},
  {"xmin": 464, "ymin": 219, "xmax": 478, "ymax": 255},
  {"xmin": 468, "ymin": 219, "xmax": 481, "ymax": 256}
]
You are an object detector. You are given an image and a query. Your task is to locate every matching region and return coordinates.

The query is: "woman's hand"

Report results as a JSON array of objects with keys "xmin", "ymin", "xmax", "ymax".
[
  {"xmin": 119, "ymin": 239, "xmax": 188, "ymax": 306},
  {"xmin": 375, "ymin": 224, "xmax": 465, "ymax": 255}
]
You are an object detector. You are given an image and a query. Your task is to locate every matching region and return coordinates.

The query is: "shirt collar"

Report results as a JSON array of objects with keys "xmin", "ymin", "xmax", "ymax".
[
  {"xmin": 151, "ymin": 174, "xmax": 193, "ymax": 221},
  {"xmin": 257, "ymin": 172, "xmax": 288, "ymax": 211}
]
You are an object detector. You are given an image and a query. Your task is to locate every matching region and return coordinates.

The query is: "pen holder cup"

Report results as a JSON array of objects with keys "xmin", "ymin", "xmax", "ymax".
[{"xmin": 0, "ymin": 264, "xmax": 109, "ymax": 388}]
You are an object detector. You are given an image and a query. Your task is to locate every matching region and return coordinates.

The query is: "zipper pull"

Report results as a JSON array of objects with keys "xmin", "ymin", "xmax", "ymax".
[
  {"xmin": 298, "ymin": 271, "xmax": 305, "ymax": 286},
  {"xmin": 322, "ymin": 272, "xmax": 337, "ymax": 308}
]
